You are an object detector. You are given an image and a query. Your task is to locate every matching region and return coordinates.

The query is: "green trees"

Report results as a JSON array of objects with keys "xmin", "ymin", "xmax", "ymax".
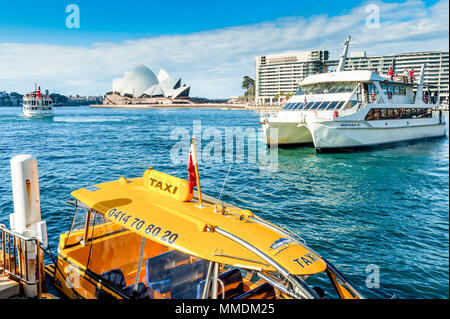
[{"xmin": 242, "ymin": 76, "xmax": 255, "ymax": 102}]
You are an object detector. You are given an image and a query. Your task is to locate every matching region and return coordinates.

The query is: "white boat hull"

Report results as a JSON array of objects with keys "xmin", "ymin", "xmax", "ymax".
[
  {"xmin": 307, "ymin": 120, "xmax": 446, "ymax": 151},
  {"xmin": 262, "ymin": 122, "xmax": 313, "ymax": 146},
  {"xmin": 23, "ymin": 109, "xmax": 54, "ymax": 118}
]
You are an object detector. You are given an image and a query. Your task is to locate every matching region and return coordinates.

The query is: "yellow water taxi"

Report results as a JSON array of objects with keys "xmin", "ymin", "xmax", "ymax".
[{"xmin": 43, "ymin": 167, "xmax": 365, "ymax": 299}]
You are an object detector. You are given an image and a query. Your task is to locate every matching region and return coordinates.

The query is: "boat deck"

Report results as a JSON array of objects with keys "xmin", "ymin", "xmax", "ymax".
[{"xmin": 0, "ymin": 272, "xmax": 20, "ymax": 299}]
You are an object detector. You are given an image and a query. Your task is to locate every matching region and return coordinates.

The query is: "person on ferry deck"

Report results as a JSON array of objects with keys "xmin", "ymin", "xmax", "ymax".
[
  {"xmin": 409, "ymin": 69, "xmax": 415, "ymax": 83},
  {"xmin": 388, "ymin": 67, "xmax": 394, "ymax": 80}
]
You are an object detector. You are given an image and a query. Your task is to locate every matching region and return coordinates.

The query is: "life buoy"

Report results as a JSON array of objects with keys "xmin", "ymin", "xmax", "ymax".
[{"xmin": 387, "ymin": 91, "xmax": 393, "ymax": 99}]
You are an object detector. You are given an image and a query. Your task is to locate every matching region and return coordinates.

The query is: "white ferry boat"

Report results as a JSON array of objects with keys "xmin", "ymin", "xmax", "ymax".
[
  {"xmin": 23, "ymin": 86, "xmax": 53, "ymax": 117},
  {"xmin": 261, "ymin": 37, "xmax": 446, "ymax": 152}
]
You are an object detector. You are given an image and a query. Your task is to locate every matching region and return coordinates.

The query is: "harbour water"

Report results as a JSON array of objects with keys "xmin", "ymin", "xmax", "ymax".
[{"xmin": 0, "ymin": 106, "xmax": 448, "ymax": 299}]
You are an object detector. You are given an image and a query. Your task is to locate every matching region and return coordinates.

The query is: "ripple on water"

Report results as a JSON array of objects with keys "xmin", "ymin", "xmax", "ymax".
[{"xmin": 0, "ymin": 106, "xmax": 448, "ymax": 299}]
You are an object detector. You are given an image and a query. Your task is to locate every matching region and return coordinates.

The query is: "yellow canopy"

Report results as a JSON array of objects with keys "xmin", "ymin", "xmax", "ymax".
[{"xmin": 71, "ymin": 169, "xmax": 327, "ymax": 276}]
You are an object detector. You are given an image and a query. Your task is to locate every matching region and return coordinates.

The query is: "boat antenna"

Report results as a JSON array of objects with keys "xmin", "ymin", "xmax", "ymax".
[
  {"xmin": 337, "ymin": 35, "xmax": 351, "ymax": 72},
  {"xmin": 216, "ymin": 165, "xmax": 232, "ymax": 210}
]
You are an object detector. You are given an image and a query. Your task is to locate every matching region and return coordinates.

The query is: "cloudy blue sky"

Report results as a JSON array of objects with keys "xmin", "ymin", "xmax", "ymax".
[{"xmin": 0, "ymin": 0, "xmax": 448, "ymax": 98}]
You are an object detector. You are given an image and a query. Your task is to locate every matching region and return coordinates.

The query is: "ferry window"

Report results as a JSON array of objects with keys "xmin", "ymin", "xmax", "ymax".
[
  {"xmin": 293, "ymin": 103, "xmax": 304, "ymax": 110},
  {"xmin": 393, "ymin": 86, "xmax": 398, "ymax": 95},
  {"xmin": 281, "ymin": 103, "xmax": 290, "ymax": 110},
  {"xmin": 325, "ymin": 101, "xmax": 338, "ymax": 110},
  {"xmin": 304, "ymin": 102, "xmax": 315, "ymax": 110},
  {"xmin": 333, "ymin": 101, "xmax": 345, "ymax": 110},
  {"xmin": 398, "ymin": 86, "xmax": 406, "ymax": 95},
  {"xmin": 416, "ymin": 108, "xmax": 427, "ymax": 118},
  {"xmin": 411, "ymin": 109, "xmax": 417, "ymax": 118},
  {"xmin": 365, "ymin": 108, "xmax": 375, "ymax": 121},
  {"xmin": 297, "ymin": 102, "xmax": 306, "ymax": 110},
  {"xmin": 399, "ymin": 109, "xmax": 406, "ymax": 118},
  {"xmin": 380, "ymin": 108, "xmax": 387, "ymax": 119},
  {"xmin": 387, "ymin": 108, "xmax": 394, "ymax": 118},
  {"xmin": 294, "ymin": 88, "xmax": 305, "ymax": 95},
  {"xmin": 393, "ymin": 109, "xmax": 400, "ymax": 119},
  {"xmin": 367, "ymin": 83, "xmax": 378, "ymax": 94},
  {"xmin": 318, "ymin": 101, "xmax": 330, "ymax": 109},
  {"xmin": 373, "ymin": 108, "xmax": 381, "ymax": 120},
  {"xmin": 308, "ymin": 102, "xmax": 319, "ymax": 110}
]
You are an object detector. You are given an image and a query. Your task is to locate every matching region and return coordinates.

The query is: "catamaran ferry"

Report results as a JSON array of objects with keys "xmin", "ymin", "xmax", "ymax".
[
  {"xmin": 23, "ymin": 86, "xmax": 53, "ymax": 118},
  {"xmin": 261, "ymin": 37, "xmax": 446, "ymax": 152}
]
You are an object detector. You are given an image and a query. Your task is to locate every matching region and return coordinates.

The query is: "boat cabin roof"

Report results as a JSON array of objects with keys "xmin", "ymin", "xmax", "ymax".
[
  {"xmin": 70, "ymin": 168, "xmax": 327, "ymax": 276},
  {"xmin": 300, "ymin": 70, "xmax": 410, "ymax": 86}
]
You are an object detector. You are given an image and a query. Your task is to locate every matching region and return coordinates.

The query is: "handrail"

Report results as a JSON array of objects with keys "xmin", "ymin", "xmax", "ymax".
[{"xmin": 0, "ymin": 224, "xmax": 41, "ymax": 289}]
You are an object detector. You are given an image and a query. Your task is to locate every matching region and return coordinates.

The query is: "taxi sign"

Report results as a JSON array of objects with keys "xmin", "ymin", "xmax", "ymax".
[{"xmin": 142, "ymin": 168, "xmax": 193, "ymax": 202}]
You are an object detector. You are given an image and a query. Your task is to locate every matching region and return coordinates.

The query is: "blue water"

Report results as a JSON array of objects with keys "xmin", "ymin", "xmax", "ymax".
[{"xmin": 0, "ymin": 106, "xmax": 448, "ymax": 299}]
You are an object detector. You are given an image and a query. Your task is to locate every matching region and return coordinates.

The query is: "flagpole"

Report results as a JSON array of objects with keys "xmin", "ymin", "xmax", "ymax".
[{"xmin": 192, "ymin": 136, "xmax": 203, "ymax": 207}]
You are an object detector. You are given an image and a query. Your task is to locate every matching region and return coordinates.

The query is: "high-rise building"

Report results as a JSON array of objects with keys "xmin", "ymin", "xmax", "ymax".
[
  {"xmin": 255, "ymin": 50, "xmax": 329, "ymax": 104},
  {"xmin": 325, "ymin": 51, "xmax": 449, "ymax": 104}
]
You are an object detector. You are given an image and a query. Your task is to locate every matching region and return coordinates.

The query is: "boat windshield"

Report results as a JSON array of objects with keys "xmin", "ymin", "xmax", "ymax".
[{"xmin": 295, "ymin": 82, "xmax": 358, "ymax": 95}]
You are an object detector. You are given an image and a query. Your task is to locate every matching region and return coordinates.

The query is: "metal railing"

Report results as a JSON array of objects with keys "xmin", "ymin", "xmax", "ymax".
[{"xmin": 0, "ymin": 224, "xmax": 41, "ymax": 288}]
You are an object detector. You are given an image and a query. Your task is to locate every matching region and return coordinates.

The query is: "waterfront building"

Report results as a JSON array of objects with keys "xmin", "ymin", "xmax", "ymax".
[
  {"xmin": 255, "ymin": 51, "xmax": 329, "ymax": 105},
  {"xmin": 106, "ymin": 63, "xmax": 190, "ymax": 105}
]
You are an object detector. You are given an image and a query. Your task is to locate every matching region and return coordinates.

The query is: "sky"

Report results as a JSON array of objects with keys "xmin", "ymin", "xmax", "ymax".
[{"xmin": 0, "ymin": 0, "xmax": 448, "ymax": 98}]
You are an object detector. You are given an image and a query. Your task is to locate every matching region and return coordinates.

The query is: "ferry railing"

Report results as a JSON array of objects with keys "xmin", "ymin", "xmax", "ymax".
[{"xmin": 0, "ymin": 224, "xmax": 41, "ymax": 292}]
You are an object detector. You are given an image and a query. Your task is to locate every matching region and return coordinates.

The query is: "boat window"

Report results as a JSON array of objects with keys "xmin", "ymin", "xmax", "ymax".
[
  {"xmin": 398, "ymin": 86, "xmax": 406, "ymax": 95},
  {"xmin": 365, "ymin": 108, "xmax": 432, "ymax": 120},
  {"xmin": 296, "ymin": 102, "xmax": 306, "ymax": 110},
  {"xmin": 325, "ymin": 101, "xmax": 338, "ymax": 110},
  {"xmin": 303, "ymin": 102, "xmax": 315, "ymax": 110},
  {"xmin": 292, "ymin": 103, "xmax": 303, "ymax": 110},
  {"xmin": 392, "ymin": 86, "xmax": 398, "ymax": 95},
  {"xmin": 309, "ymin": 102, "xmax": 322, "ymax": 110},
  {"xmin": 387, "ymin": 108, "xmax": 394, "ymax": 118},
  {"xmin": 367, "ymin": 83, "xmax": 379, "ymax": 94},
  {"xmin": 365, "ymin": 108, "xmax": 374, "ymax": 120},
  {"xmin": 281, "ymin": 103, "xmax": 291, "ymax": 110},
  {"xmin": 393, "ymin": 108, "xmax": 400, "ymax": 119},
  {"xmin": 298, "ymin": 82, "xmax": 358, "ymax": 95},
  {"xmin": 317, "ymin": 101, "xmax": 330, "ymax": 109}
]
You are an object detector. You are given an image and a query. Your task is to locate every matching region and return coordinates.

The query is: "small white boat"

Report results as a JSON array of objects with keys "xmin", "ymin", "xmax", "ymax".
[
  {"xmin": 23, "ymin": 86, "xmax": 53, "ymax": 118},
  {"xmin": 261, "ymin": 36, "xmax": 447, "ymax": 152}
]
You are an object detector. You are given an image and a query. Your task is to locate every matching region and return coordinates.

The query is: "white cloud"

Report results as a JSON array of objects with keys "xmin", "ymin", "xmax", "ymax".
[{"xmin": 0, "ymin": 0, "xmax": 448, "ymax": 98}]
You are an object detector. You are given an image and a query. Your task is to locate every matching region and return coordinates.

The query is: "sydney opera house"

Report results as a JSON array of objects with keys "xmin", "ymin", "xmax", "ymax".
[{"xmin": 104, "ymin": 63, "xmax": 191, "ymax": 105}]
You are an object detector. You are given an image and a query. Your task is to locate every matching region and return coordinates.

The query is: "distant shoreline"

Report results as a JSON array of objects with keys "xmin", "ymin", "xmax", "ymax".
[{"xmin": 90, "ymin": 103, "xmax": 248, "ymax": 110}]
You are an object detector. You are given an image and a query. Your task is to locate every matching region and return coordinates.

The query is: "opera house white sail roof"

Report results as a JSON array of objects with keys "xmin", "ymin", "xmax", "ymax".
[{"xmin": 112, "ymin": 63, "xmax": 190, "ymax": 99}]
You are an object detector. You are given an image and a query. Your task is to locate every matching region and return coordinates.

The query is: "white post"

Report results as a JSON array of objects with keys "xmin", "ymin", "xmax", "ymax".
[{"xmin": 10, "ymin": 154, "xmax": 46, "ymax": 298}]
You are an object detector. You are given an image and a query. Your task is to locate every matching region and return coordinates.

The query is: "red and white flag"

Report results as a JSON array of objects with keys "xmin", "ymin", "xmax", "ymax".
[{"xmin": 187, "ymin": 143, "xmax": 197, "ymax": 193}]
